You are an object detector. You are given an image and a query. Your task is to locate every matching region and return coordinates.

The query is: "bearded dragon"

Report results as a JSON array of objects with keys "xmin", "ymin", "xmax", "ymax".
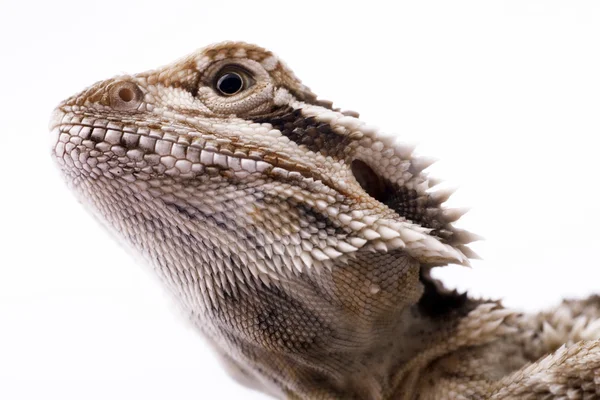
[{"xmin": 50, "ymin": 42, "xmax": 600, "ymax": 399}]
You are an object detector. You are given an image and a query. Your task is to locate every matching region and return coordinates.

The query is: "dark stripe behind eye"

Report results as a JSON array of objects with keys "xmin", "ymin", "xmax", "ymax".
[{"xmin": 252, "ymin": 108, "xmax": 351, "ymax": 159}]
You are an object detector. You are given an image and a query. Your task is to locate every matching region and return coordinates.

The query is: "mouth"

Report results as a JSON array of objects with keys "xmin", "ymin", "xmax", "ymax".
[{"xmin": 51, "ymin": 101, "xmax": 479, "ymax": 266}]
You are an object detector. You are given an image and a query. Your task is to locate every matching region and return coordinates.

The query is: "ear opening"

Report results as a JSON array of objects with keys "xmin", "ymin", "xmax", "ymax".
[
  {"xmin": 351, "ymin": 159, "xmax": 436, "ymax": 231},
  {"xmin": 351, "ymin": 159, "xmax": 393, "ymax": 203}
]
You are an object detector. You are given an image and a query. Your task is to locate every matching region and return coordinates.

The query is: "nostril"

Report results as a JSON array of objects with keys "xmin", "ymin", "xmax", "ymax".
[
  {"xmin": 118, "ymin": 87, "xmax": 135, "ymax": 102},
  {"xmin": 351, "ymin": 160, "xmax": 389, "ymax": 203}
]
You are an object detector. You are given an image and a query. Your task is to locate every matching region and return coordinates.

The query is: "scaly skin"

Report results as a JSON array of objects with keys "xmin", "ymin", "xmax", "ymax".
[{"xmin": 50, "ymin": 42, "xmax": 600, "ymax": 399}]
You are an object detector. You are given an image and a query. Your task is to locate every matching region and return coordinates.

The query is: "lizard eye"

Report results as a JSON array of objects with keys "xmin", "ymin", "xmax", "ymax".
[
  {"xmin": 109, "ymin": 81, "xmax": 143, "ymax": 110},
  {"xmin": 214, "ymin": 68, "xmax": 252, "ymax": 96}
]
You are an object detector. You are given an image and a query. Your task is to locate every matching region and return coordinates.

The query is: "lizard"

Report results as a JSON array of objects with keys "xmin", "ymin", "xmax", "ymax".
[{"xmin": 50, "ymin": 41, "xmax": 600, "ymax": 399}]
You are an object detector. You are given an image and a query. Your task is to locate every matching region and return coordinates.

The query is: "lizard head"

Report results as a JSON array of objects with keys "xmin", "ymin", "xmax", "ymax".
[{"xmin": 51, "ymin": 41, "xmax": 481, "ymax": 397}]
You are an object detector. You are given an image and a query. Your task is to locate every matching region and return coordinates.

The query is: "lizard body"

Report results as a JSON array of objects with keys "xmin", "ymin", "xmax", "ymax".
[{"xmin": 50, "ymin": 42, "xmax": 600, "ymax": 399}]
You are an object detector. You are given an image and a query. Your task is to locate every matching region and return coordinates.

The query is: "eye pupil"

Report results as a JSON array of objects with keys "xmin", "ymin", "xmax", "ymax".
[
  {"xmin": 118, "ymin": 87, "xmax": 135, "ymax": 102},
  {"xmin": 216, "ymin": 72, "xmax": 244, "ymax": 95}
]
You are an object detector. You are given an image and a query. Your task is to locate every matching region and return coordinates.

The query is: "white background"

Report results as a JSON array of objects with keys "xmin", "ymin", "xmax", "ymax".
[{"xmin": 1, "ymin": 1, "xmax": 599, "ymax": 399}]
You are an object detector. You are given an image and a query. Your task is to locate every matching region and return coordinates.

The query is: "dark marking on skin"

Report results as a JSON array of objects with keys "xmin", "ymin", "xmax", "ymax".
[
  {"xmin": 253, "ymin": 108, "xmax": 351, "ymax": 159},
  {"xmin": 253, "ymin": 284, "xmax": 332, "ymax": 353},
  {"xmin": 171, "ymin": 203, "xmax": 195, "ymax": 218},
  {"xmin": 417, "ymin": 268, "xmax": 476, "ymax": 318},
  {"xmin": 210, "ymin": 279, "xmax": 333, "ymax": 354},
  {"xmin": 292, "ymin": 202, "xmax": 351, "ymax": 236},
  {"xmin": 351, "ymin": 160, "xmax": 445, "ymax": 232},
  {"xmin": 384, "ymin": 185, "xmax": 441, "ymax": 230},
  {"xmin": 251, "ymin": 112, "xmax": 450, "ymax": 238}
]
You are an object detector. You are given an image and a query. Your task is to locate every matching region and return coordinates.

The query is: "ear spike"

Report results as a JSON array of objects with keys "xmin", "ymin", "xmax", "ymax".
[
  {"xmin": 457, "ymin": 258, "xmax": 472, "ymax": 268},
  {"xmin": 395, "ymin": 141, "xmax": 417, "ymax": 158},
  {"xmin": 340, "ymin": 109, "xmax": 360, "ymax": 118},
  {"xmin": 457, "ymin": 245, "xmax": 482, "ymax": 260},
  {"xmin": 452, "ymin": 229, "xmax": 485, "ymax": 244},
  {"xmin": 315, "ymin": 99, "xmax": 334, "ymax": 109},
  {"xmin": 429, "ymin": 186, "xmax": 457, "ymax": 204},
  {"xmin": 422, "ymin": 236, "xmax": 448, "ymax": 252},
  {"xmin": 441, "ymin": 207, "xmax": 470, "ymax": 222},
  {"xmin": 410, "ymin": 156, "xmax": 438, "ymax": 173},
  {"xmin": 416, "ymin": 181, "xmax": 430, "ymax": 193},
  {"xmin": 399, "ymin": 229, "xmax": 427, "ymax": 243},
  {"xmin": 428, "ymin": 176, "xmax": 443, "ymax": 188}
]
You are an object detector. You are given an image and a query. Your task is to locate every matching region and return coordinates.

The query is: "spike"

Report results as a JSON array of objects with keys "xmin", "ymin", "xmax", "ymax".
[
  {"xmin": 335, "ymin": 255, "xmax": 349, "ymax": 265},
  {"xmin": 373, "ymin": 241, "xmax": 389, "ymax": 252},
  {"xmin": 361, "ymin": 228, "xmax": 381, "ymax": 240},
  {"xmin": 425, "ymin": 207, "xmax": 439, "ymax": 218},
  {"xmin": 452, "ymin": 229, "xmax": 484, "ymax": 244},
  {"xmin": 300, "ymin": 252, "xmax": 313, "ymax": 269},
  {"xmin": 542, "ymin": 322, "xmax": 562, "ymax": 347},
  {"xmin": 411, "ymin": 156, "xmax": 438, "ymax": 173},
  {"xmin": 256, "ymin": 260, "xmax": 270, "ymax": 274},
  {"xmin": 429, "ymin": 186, "xmax": 457, "ymax": 204},
  {"xmin": 336, "ymin": 241, "xmax": 358, "ymax": 253},
  {"xmin": 316, "ymin": 99, "xmax": 334, "ymax": 109},
  {"xmin": 258, "ymin": 274, "xmax": 271, "ymax": 287},
  {"xmin": 292, "ymin": 256, "xmax": 304, "ymax": 272},
  {"xmin": 247, "ymin": 262, "xmax": 260, "ymax": 279},
  {"xmin": 362, "ymin": 215, "xmax": 379, "ymax": 225},
  {"xmin": 400, "ymin": 229, "xmax": 427, "ymax": 243},
  {"xmin": 361, "ymin": 124, "xmax": 379, "ymax": 135},
  {"xmin": 395, "ymin": 142, "xmax": 417, "ymax": 158},
  {"xmin": 581, "ymin": 318, "xmax": 600, "ymax": 340},
  {"xmin": 271, "ymin": 254, "xmax": 282, "ymax": 271},
  {"xmin": 416, "ymin": 181, "xmax": 429, "ymax": 193},
  {"xmin": 323, "ymin": 260, "xmax": 334, "ymax": 272},
  {"xmin": 441, "ymin": 207, "xmax": 470, "ymax": 222},
  {"xmin": 349, "ymin": 220, "xmax": 367, "ymax": 230},
  {"xmin": 311, "ymin": 248, "xmax": 329, "ymax": 261},
  {"xmin": 388, "ymin": 238, "xmax": 406, "ymax": 249},
  {"xmin": 457, "ymin": 245, "xmax": 483, "ymax": 260},
  {"xmin": 428, "ymin": 176, "xmax": 443, "ymax": 188},
  {"xmin": 378, "ymin": 226, "xmax": 400, "ymax": 240},
  {"xmin": 323, "ymin": 247, "xmax": 343, "ymax": 259},
  {"xmin": 264, "ymin": 244, "xmax": 273, "ymax": 258},
  {"xmin": 347, "ymin": 237, "xmax": 367, "ymax": 248},
  {"xmin": 341, "ymin": 109, "xmax": 360, "ymax": 118},
  {"xmin": 273, "ymin": 242, "xmax": 285, "ymax": 255},
  {"xmin": 422, "ymin": 236, "xmax": 447, "ymax": 252},
  {"xmin": 454, "ymin": 257, "xmax": 472, "ymax": 268}
]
